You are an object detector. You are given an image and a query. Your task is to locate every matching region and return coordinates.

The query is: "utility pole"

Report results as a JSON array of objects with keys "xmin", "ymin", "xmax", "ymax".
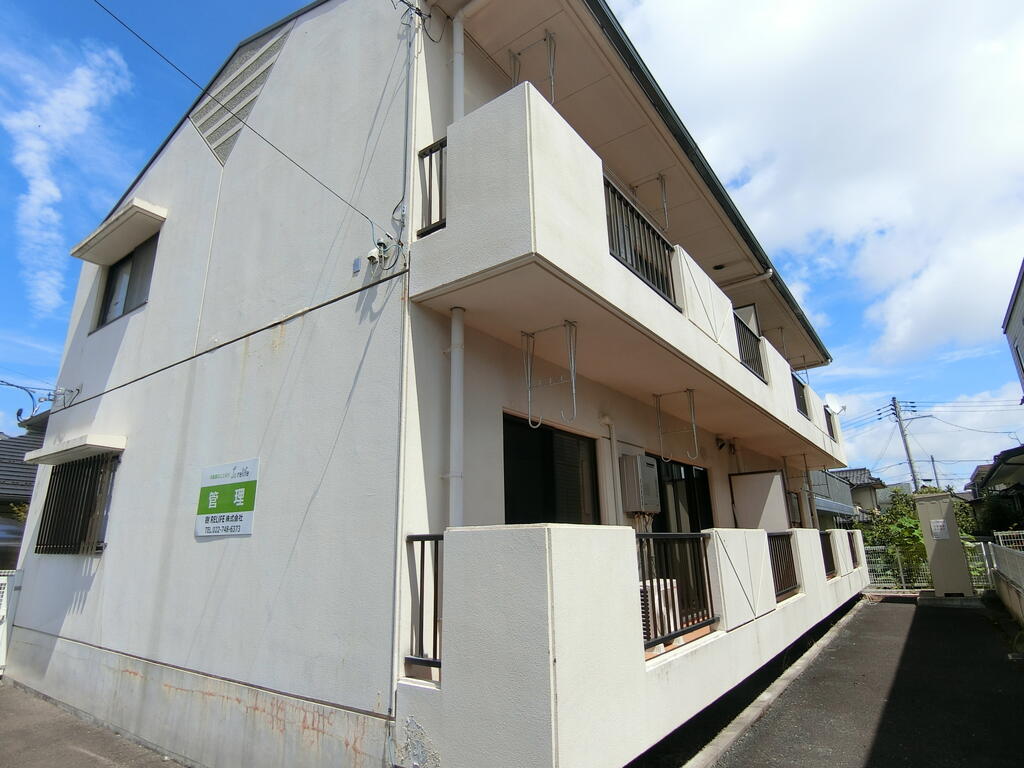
[
  {"xmin": 892, "ymin": 397, "xmax": 920, "ymax": 492},
  {"xmin": 930, "ymin": 455, "xmax": 941, "ymax": 489}
]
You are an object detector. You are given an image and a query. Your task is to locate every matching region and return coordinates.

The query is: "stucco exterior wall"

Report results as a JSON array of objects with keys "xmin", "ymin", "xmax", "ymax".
[
  {"xmin": 395, "ymin": 525, "xmax": 868, "ymax": 768},
  {"xmin": 11, "ymin": 2, "xmax": 414, "ymax": 764},
  {"xmin": 402, "ymin": 303, "xmax": 789, "ymax": 538}
]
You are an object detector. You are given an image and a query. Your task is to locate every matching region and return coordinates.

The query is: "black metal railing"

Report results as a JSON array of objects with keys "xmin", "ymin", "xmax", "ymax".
[
  {"xmin": 604, "ymin": 179, "xmax": 675, "ymax": 304},
  {"xmin": 824, "ymin": 407, "xmax": 836, "ymax": 440},
  {"xmin": 847, "ymin": 530, "xmax": 860, "ymax": 568},
  {"xmin": 406, "ymin": 534, "xmax": 443, "ymax": 668},
  {"xmin": 635, "ymin": 533, "xmax": 715, "ymax": 649},
  {"xmin": 417, "ymin": 138, "xmax": 447, "ymax": 238},
  {"xmin": 793, "ymin": 374, "xmax": 809, "ymax": 418},
  {"xmin": 768, "ymin": 532, "xmax": 799, "ymax": 600},
  {"xmin": 734, "ymin": 315, "xmax": 766, "ymax": 380},
  {"xmin": 820, "ymin": 531, "xmax": 837, "ymax": 579}
]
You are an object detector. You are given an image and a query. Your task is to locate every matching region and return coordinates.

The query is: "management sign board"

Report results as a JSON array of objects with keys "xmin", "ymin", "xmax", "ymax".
[{"xmin": 196, "ymin": 458, "xmax": 258, "ymax": 537}]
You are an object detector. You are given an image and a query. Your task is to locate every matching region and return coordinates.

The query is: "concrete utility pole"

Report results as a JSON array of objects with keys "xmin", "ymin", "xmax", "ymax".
[
  {"xmin": 930, "ymin": 455, "xmax": 941, "ymax": 489},
  {"xmin": 892, "ymin": 396, "xmax": 920, "ymax": 492}
]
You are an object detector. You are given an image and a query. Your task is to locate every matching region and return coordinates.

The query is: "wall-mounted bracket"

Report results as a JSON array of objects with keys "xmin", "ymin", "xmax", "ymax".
[
  {"xmin": 509, "ymin": 30, "xmax": 556, "ymax": 103},
  {"xmin": 521, "ymin": 320, "xmax": 577, "ymax": 429},
  {"xmin": 654, "ymin": 388, "xmax": 699, "ymax": 462}
]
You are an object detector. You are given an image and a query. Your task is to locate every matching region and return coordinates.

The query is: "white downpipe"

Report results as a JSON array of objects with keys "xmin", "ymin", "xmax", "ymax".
[
  {"xmin": 600, "ymin": 415, "xmax": 624, "ymax": 526},
  {"xmin": 449, "ymin": 307, "xmax": 466, "ymax": 527},
  {"xmin": 453, "ymin": 0, "xmax": 495, "ymax": 123}
]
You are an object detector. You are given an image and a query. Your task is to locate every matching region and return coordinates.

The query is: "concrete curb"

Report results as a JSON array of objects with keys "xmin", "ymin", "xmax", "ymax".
[{"xmin": 681, "ymin": 596, "xmax": 867, "ymax": 768}]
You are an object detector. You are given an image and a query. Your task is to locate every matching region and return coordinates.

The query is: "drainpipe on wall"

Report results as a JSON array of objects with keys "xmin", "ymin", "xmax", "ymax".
[
  {"xmin": 453, "ymin": 0, "xmax": 495, "ymax": 123},
  {"xmin": 449, "ymin": 307, "xmax": 466, "ymax": 527},
  {"xmin": 599, "ymin": 415, "xmax": 625, "ymax": 526}
]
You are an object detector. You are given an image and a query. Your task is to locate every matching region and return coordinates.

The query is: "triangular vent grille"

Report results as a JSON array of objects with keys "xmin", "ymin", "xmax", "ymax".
[{"xmin": 189, "ymin": 24, "xmax": 291, "ymax": 165}]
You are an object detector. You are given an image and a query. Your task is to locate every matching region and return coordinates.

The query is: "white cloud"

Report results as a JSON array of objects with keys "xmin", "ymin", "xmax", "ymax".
[
  {"xmin": 0, "ymin": 44, "xmax": 130, "ymax": 316},
  {"xmin": 612, "ymin": 0, "xmax": 1024, "ymax": 360}
]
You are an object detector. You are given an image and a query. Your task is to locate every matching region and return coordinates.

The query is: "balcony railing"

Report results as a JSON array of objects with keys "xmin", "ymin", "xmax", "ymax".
[
  {"xmin": 767, "ymin": 532, "xmax": 799, "ymax": 600},
  {"xmin": 734, "ymin": 315, "xmax": 766, "ymax": 381},
  {"xmin": 847, "ymin": 530, "xmax": 860, "ymax": 568},
  {"xmin": 407, "ymin": 534, "xmax": 443, "ymax": 668},
  {"xmin": 604, "ymin": 179, "xmax": 675, "ymax": 304},
  {"xmin": 824, "ymin": 407, "xmax": 836, "ymax": 440},
  {"xmin": 417, "ymin": 138, "xmax": 447, "ymax": 238},
  {"xmin": 635, "ymin": 533, "xmax": 715, "ymax": 649},
  {"xmin": 820, "ymin": 531, "xmax": 837, "ymax": 579},
  {"xmin": 793, "ymin": 374, "xmax": 809, "ymax": 418}
]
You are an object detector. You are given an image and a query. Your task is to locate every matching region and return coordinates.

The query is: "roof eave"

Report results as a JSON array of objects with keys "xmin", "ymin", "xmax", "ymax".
[{"xmin": 579, "ymin": 0, "xmax": 831, "ymax": 368}]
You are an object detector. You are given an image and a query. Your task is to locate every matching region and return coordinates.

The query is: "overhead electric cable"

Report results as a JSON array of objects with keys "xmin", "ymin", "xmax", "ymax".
[{"xmin": 90, "ymin": 0, "xmax": 399, "ymax": 243}]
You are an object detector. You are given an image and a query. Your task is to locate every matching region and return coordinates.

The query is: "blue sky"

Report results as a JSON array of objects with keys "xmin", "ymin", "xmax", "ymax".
[{"xmin": 1, "ymin": 0, "xmax": 1023, "ymax": 491}]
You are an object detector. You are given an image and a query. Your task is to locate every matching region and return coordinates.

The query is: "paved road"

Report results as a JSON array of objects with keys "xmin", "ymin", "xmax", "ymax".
[
  {"xmin": 0, "ymin": 681, "xmax": 178, "ymax": 768},
  {"xmin": 711, "ymin": 596, "xmax": 1024, "ymax": 768}
]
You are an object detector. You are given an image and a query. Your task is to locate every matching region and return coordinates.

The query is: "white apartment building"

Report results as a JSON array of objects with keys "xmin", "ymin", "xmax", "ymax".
[{"xmin": 5, "ymin": 1, "xmax": 867, "ymax": 766}]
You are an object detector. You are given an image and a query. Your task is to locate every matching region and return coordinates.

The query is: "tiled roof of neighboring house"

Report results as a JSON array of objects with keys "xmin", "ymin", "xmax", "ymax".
[
  {"xmin": 0, "ymin": 411, "xmax": 48, "ymax": 504},
  {"xmin": 831, "ymin": 468, "xmax": 885, "ymax": 488}
]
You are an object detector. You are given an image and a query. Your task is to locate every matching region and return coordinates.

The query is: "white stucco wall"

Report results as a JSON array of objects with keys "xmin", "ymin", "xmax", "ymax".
[
  {"xmin": 395, "ymin": 524, "xmax": 868, "ymax": 768},
  {"xmin": 410, "ymin": 83, "xmax": 843, "ymax": 466},
  {"xmin": 12, "ymin": 2, "xmax": 416, "ymax": 764}
]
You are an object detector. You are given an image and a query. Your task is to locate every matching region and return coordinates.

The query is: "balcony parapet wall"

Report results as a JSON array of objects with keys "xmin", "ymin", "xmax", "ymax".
[
  {"xmin": 395, "ymin": 524, "xmax": 867, "ymax": 768},
  {"xmin": 411, "ymin": 82, "xmax": 842, "ymax": 463}
]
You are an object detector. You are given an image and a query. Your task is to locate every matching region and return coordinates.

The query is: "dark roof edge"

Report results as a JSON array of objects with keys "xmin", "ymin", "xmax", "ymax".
[
  {"xmin": 580, "ymin": 0, "xmax": 831, "ymax": 368},
  {"xmin": 1002, "ymin": 259, "xmax": 1024, "ymax": 332},
  {"xmin": 104, "ymin": 0, "xmax": 335, "ymax": 221},
  {"xmin": 980, "ymin": 443, "xmax": 1024, "ymax": 490}
]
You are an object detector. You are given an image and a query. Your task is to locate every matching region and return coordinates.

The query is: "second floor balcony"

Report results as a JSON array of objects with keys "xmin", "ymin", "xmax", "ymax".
[{"xmin": 410, "ymin": 82, "xmax": 842, "ymax": 465}]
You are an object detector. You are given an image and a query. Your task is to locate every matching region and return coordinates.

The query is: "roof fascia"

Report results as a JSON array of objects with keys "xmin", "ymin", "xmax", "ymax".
[{"xmin": 1002, "ymin": 259, "xmax": 1024, "ymax": 332}]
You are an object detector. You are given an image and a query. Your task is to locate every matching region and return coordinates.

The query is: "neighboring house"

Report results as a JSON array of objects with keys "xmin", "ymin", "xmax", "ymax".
[
  {"xmin": 832, "ymin": 466, "xmax": 885, "ymax": 517},
  {"xmin": 966, "ymin": 462, "xmax": 994, "ymax": 500},
  {"xmin": 1003, "ymin": 258, "xmax": 1024, "ymax": 400},
  {"xmin": 0, "ymin": 412, "xmax": 47, "ymax": 570},
  {"xmin": 5, "ymin": 2, "xmax": 867, "ymax": 767},
  {"xmin": 809, "ymin": 469, "xmax": 858, "ymax": 529},
  {"xmin": 878, "ymin": 482, "xmax": 915, "ymax": 510}
]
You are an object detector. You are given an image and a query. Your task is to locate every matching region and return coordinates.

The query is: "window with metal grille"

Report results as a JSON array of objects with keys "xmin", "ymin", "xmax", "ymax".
[{"xmin": 35, "ymin": 453, "xmax": 119, "ymax": 555}]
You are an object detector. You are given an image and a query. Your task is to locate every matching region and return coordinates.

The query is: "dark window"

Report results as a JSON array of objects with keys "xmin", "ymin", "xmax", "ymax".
[
  {"xmin": 503, "ymin": 414, "xmax": 600, "ymax": 525},
  {"xmin": 99, "ymin": 235, "xmax": 158, "ymax": 326},
  {"xmin": 35, "ymin": 453, "xmax": 119, "ymax": 555},
  {"xmin": 651, "ymin": 459, "xmax": 714, "ymax": 533}
]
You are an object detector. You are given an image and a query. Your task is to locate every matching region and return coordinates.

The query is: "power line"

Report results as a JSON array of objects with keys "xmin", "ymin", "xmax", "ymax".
[{"xmin": 90, "ymin": 0, "xmax": 399, "ymax": 244}]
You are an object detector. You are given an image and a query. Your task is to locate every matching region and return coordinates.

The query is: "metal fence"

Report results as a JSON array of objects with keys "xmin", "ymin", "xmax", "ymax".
[
  {"xmin": 406, "ymin": 534, "xmax": 443, "ymax": 668},
  {"xmin": 767, "ymin": 532, "xmax": 799, "ymax": 600},
  {"xmin": 992, "ymin": 543, "xmax": 1024, "ymax": 589},
  {"xmin": 995, "ymin": 531, "xmax": 1024, "ymax": 552},
  {"xmin": 865, "ymin": 542, "xmax": 992, "ymax": 590},
  {"xmin": 820, "ymin": 531, "xmax": 837, "ymax": 578},
  {"xmin": 604, "ymin": 178, "xmax": 675, "ymax": 304},
  {"xmin": 793, "ymin": 375, "xmax": 809, "ymax": 418},
  {"xmin": 417, "ymin": 138, "xmax": 447, "ymax": 238},
  {"xmin": 734, "ymin": 315, "xmax": 765, "ymax": 381},
  {"xmin": 636, "ymin": 533, "xmax": 715, "ymax": 649}
]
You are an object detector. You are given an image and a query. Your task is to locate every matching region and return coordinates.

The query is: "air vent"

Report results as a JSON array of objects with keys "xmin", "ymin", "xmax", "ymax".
[{"xmin": 189, "ymin": 24, "xmax": 292, "ymax": 165}]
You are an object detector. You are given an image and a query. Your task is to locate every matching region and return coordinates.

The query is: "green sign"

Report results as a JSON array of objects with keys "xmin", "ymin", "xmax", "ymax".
[{"xmin": 196, "ymin": 458, "xmax": 258, "ymax": 537}]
